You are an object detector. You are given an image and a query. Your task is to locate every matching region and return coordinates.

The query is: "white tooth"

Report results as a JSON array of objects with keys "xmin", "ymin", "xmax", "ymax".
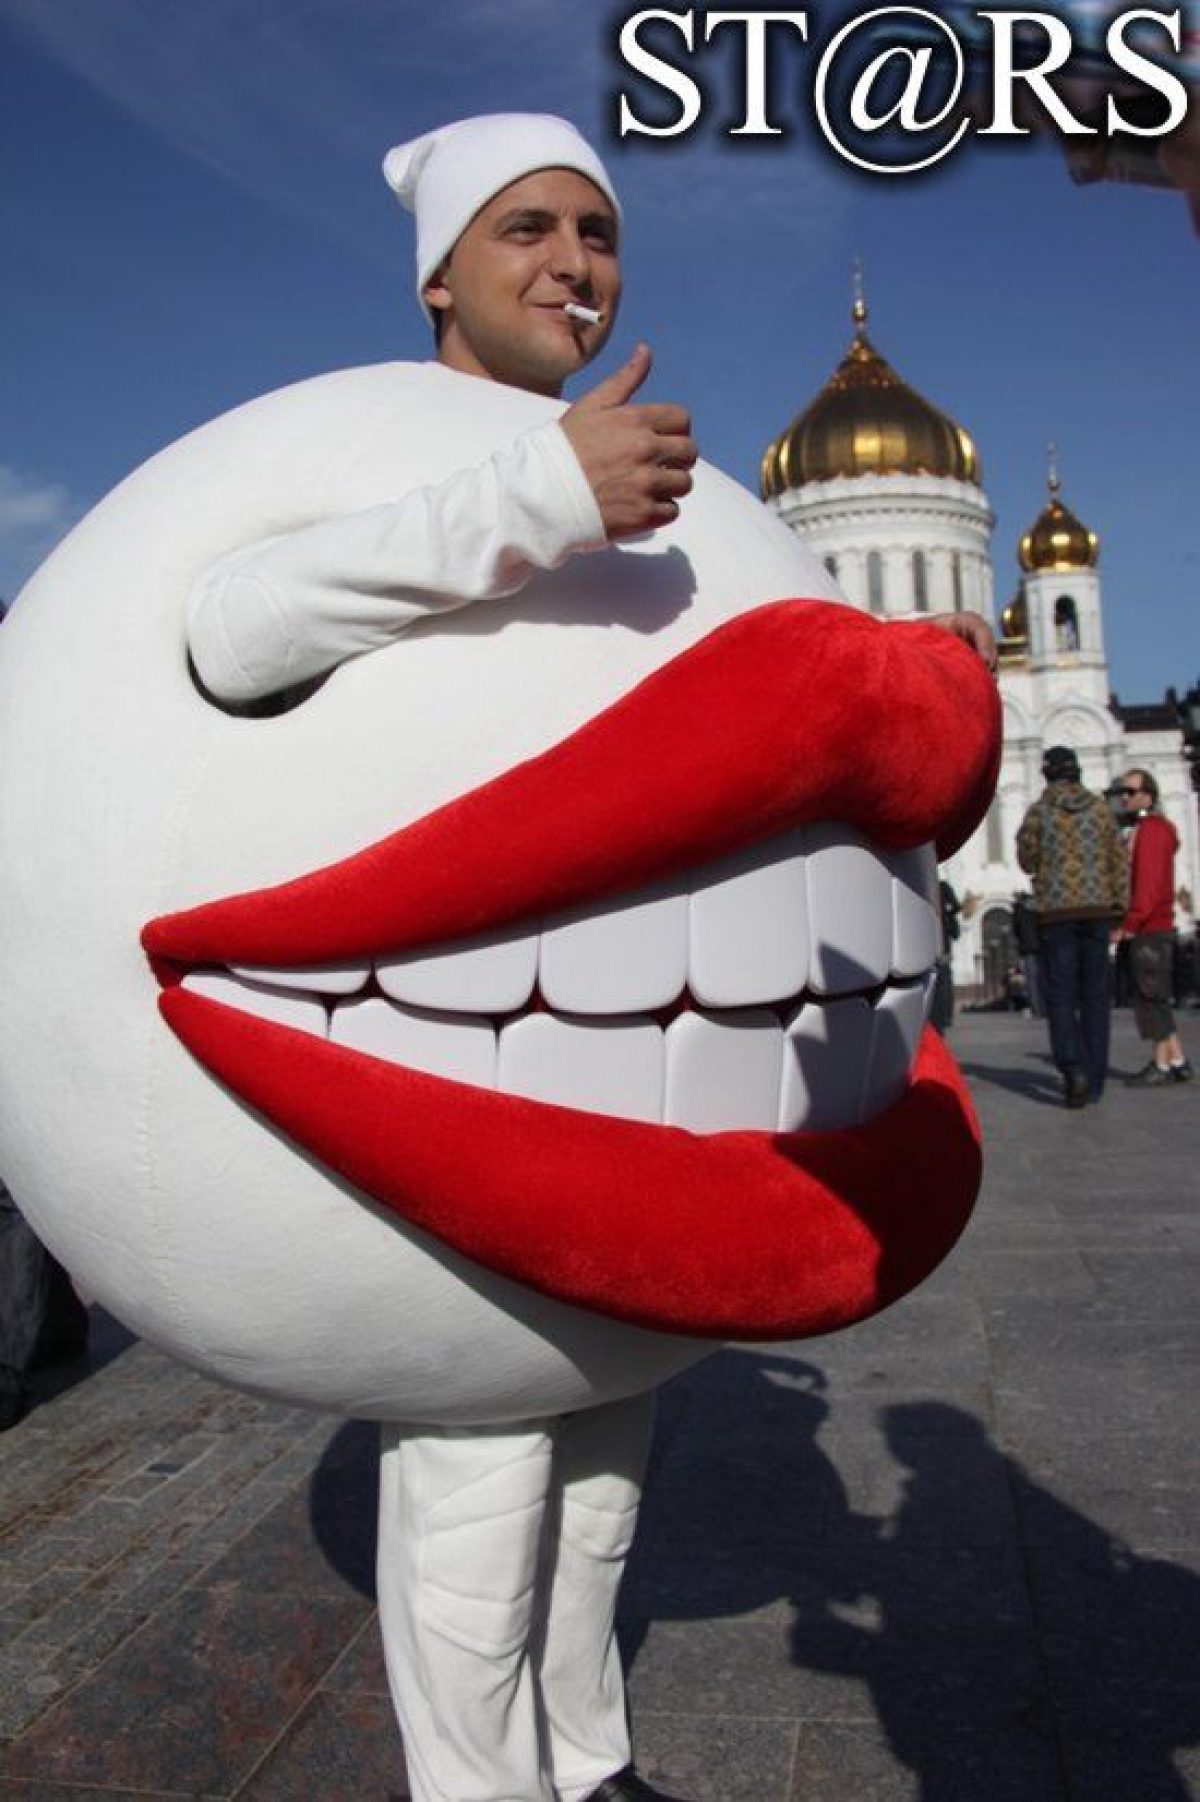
[
  {"xmin": 330, "ymin": 996, "xmax": 495, "ymax": 1087},
  {"xmin": 181, "ymin": 971, "xmax": 327, "ymax": 1038},
  {"xmin": 688, "ymin": 830, "xmax": 809, "ymax": 1007},
  {"xmin": 230, "ymin": 961, "xmax": 369, "ymax": 997},
  {"xmin": 805, "ymin": 824, "xmax": 893, "ymax": 996},
  {"xmin": 861, "ymin": 978, "xmax": 933, "ymax": 1119},
  {"xmin": 496, "ymin": 1013, "xmax": 664, "ymax": 1122},
  {"xmin": 539, "ymin": 882, "xmax": 687, "ymax": 1014},
  {"xmin": 778, "ymin": 997, "xmax": 874, "ymax": 1131},
  {"xmin": 377, "ymin": 924, "xmax": 538, "ymax": 1014},
  {"xmin": 889, "ymin": 842, "xmax": 941, "ymax": 978},
  {"xmin": 664, "ymin": 1008, "xmax": 782, "ymax": 1133}
]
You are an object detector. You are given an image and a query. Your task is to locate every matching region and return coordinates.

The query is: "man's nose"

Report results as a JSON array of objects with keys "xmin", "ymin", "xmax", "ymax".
[{"xmin": 547, "ymin": 224, "xmax": 590, "ymax": 284}]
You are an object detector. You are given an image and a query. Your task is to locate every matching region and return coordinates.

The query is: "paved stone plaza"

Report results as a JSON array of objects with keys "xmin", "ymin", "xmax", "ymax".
[{"xmin": 0, "ymin": 1011, "xmax": 1196, "ymax": 1801}]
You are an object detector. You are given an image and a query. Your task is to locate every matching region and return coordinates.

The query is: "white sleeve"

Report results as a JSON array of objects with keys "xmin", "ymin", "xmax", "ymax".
[{"xmin": 186, "ymin": 419, "xmax": 606, "ymax": 704}]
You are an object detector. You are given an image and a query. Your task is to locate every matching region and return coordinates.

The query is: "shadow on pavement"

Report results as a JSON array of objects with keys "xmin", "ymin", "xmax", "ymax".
[
  {"xmin": 621, "ymin": 1349, "xmax": 1200, "ymax": 1802},
  {"xmin": 957, "ymin": 1059, "xmax": 1065, "ymax": 1104}
]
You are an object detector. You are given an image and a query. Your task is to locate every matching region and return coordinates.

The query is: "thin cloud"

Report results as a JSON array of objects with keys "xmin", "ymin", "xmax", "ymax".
[
  {"xmin": 0, "ymin": 467, "xmax": 83, "ymax": 604},
  {"xmin": 4, "ymin": 0, "xmax": 610, "ymax": 244},
  {"xmin": 5, "ymin": 0, "xmax": 846, "ymax": 251}
]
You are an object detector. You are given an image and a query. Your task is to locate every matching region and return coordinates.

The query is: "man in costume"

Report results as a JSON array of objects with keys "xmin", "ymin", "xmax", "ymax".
[{"xmin": 179, "ymin": 112, "xmax": 994, "ymax": 1802}]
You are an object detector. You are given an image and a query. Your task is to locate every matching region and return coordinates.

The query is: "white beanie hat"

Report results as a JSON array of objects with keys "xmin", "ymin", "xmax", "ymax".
[{"xmin": 382, "ymin": 113, "xmax": 621, "ymax": 318}]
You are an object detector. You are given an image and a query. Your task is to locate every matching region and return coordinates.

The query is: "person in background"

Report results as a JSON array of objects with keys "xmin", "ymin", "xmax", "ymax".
[
  {"xmin": 2, "ymin": 584, "xmax": 90, "ymax": 1426},
  {"xmin": 1011, "ymin": 890, "xmax": 1044, "ymax": 1017},
  {"xmin": 1016, "ymin": 745, "xmax": 1128, "ymax": 1107},
  {"xmin": 0, "ymin": 1183, "xmax": 91, "ymax": 1431},
  {"xmin": 930, "ymin": 877, "xmax": 961, "ymax": 1033},
  {"xmin": 1115, "ymin": 768, "xmax": 1193, "ymax": 1085},
  {"xmin": 1004, "ymin": 963, "xmax": 1030, "ymax": 1012}
]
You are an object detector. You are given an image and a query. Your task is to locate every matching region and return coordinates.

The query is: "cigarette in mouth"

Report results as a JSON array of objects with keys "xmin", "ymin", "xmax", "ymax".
[{"xmin": 563, "ymin": 302, "xmax": 603, "ymax": 326}]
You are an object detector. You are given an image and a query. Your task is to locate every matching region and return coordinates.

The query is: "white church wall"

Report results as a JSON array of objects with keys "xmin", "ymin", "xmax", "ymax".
[{"xmin": 770, "ymin": 470, "xmax": 995, "ymax": 624}]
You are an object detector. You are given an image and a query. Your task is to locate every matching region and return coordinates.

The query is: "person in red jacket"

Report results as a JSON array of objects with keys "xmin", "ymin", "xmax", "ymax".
[{"xmin": 1115, "ymin": 768, "xmax": 1193, "ymax": 1085}]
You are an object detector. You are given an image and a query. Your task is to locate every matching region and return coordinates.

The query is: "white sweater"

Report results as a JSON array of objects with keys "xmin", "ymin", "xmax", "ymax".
[{"xmin": 186, "ymin": 407, "xmax": 606, "ymax": 705}]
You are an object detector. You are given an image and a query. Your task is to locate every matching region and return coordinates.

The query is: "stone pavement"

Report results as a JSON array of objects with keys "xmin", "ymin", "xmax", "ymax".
[{"xmin": 0, "ymin": 1010, "xmax": 1196, "ymax": 1801}]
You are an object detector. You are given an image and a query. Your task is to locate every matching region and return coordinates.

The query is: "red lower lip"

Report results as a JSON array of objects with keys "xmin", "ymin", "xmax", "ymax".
[
  {"xmin": 146, "ymin": 599, "xmax": 999, "ymax": 1337},
  {"xmin": 160, "ymin": 987, "xmax": 981, "ymax": 1340}
]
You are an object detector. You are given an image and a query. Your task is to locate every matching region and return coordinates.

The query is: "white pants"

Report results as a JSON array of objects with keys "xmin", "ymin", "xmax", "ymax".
[{"xmin": 377, "ymin": 1392, "xmax": 655, "ymax": 1802}]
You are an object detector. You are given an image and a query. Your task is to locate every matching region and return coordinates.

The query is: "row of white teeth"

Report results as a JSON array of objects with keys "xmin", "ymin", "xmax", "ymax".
[{"xmin": 181, "ymin": 825, "xmax": 942, "ymax": 1134}]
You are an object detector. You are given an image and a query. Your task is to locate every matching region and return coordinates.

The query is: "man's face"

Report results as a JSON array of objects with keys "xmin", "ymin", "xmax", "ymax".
[
  {"xmin": 424, "ymin": 168, "xmax": 620, "ymax": 397},
  {"xmin": 1117, "ymin": 773, "xmax": 1152, "ymax": 817}
]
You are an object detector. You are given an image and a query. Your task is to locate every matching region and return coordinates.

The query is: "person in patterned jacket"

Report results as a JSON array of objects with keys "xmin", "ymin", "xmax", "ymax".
[{"xmin": 1016, "ymin": 745, "xmax": 1129, "ymax": 1107}]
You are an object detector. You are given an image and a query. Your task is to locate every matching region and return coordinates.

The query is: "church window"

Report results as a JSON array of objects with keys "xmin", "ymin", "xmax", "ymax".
[
  {"xmin": 1055, "ymin": 595, "xmax": 1079, "ymax": 652},
  {"xmin": 867, "ymin": 550, "xmax": 884, "ymax": 614},
  {"xmin": 951, "ymin": 552, "xmax": 964, "ymax": 611},
  {"xmin": 824, "ymin": 554, "xmax": 838, "ymax": 580},
  {"xmin": 913, "ymin": 550, "xmax": 929, "ymax": 612}
]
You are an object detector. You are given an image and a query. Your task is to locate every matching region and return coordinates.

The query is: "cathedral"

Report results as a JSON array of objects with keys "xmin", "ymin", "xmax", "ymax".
[{"xmin": 760, "ymin": 293, "xmax": 1200, "ymax": 996}]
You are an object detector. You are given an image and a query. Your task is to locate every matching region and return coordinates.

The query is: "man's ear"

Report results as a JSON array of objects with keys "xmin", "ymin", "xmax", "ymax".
[{"xmin": 423, "ymin": 258, "xmax": 453, "ymax": 317}]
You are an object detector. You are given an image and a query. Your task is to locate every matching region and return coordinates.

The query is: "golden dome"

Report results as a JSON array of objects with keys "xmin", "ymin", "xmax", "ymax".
[
  {"xmin": 1019, "ymin": 450, "xmax": 1098, "ymax": 572},
  {"xmin": 1000, "ymin": 591, "xmax": 1027, "ymax": 641},
  {"xmin": 760, "ymin": 293, "xmax": 981, "ymax": 498}
]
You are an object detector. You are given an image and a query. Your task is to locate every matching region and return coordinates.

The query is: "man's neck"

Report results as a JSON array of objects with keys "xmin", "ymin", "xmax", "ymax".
[{"xmin": 436, "ymin": 336, "xmax": 563, "ymax": 400}]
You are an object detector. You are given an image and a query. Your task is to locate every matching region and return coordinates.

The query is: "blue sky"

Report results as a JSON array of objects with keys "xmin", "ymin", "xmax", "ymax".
[{"xmin": 2, "ymin": 0, "xmax": 1196, "ymax": 702}]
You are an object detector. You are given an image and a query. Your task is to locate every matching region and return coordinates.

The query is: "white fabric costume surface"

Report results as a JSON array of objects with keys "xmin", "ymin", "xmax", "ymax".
[{"xmin": 0, "ymin": 111, "xmax": 969, "ymax": 1802}]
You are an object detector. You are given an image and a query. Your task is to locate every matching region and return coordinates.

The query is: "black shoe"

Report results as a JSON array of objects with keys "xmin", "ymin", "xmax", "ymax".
[
  {"xmin": 1171, "ymin": 1060, "xmax": 1194, "ymax": 1083},
  {"xmin": 587, "ymin": 1768, "xmax": 692, "ymax": 1801},
  {"xmin": 1125, "ymin": 1061, "xmax": 1174, "ymax": 1088},
  {"xmin": 1063, "ymin": 1070, "xmax": 1089, "ymax": 1108}
]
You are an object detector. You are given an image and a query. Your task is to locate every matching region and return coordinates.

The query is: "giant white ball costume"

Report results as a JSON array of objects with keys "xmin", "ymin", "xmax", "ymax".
[{"xmin": 0, "ymin": 363, "xmax": 998, "ymax": 1424}]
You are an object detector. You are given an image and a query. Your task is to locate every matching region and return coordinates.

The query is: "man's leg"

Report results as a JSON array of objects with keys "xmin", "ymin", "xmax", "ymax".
[
  {"xmin": 536, "ymin": 1393, "xmax": 656, "ymax": 1802},
  {"xmin": 1126, "ymin": 932, "xmax": 1183, "ymax": 1084},
  {"xmin": 1076, "ymin": 919, "xmax": 1113, "ymax": 1100},
  {"xmin": 377, "ymin": 1419, "xmax": 559, "ymax": 1802},
  {"xmin": 1024, "ymin": 951, "xmax": 1044, "ymax": 1018},
  {"xmin": 1038, "ymin": 922, "xmax": 1085, "ymax": 1095}
]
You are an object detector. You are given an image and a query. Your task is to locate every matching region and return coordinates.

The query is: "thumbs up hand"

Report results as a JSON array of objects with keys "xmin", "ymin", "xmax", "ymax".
[{"xmin": 561, "ymin": 343, "xmax": 698, "ymax": 540}]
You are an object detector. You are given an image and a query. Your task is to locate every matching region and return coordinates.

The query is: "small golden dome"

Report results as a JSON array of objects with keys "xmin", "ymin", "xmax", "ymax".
[
  {"xmin": 761, "ymin": 291, "xmax": 981, "ymax": 498},
  {"xmin": 1000, "ymin": 591, "xmax": 1028, "ymax": 641},
  {"xmin": 1018, "ymin": 449, "xmax": 1099, "ymax": 572}
]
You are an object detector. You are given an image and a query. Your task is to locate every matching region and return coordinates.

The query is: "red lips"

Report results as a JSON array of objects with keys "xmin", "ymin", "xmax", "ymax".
[{"xmin": 145, "ymin": 600, "xmax": 1000, "ymax": 1339}]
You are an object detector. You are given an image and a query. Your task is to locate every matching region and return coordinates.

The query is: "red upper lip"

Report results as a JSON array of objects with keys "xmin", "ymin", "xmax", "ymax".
[
  {"xmin": 144, "ymin": 599, "xmax": 1001, "ymax": 1340},
  {"xmin": 144, "ymin": 600, "xmax": 999, "ymax": 973}
]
